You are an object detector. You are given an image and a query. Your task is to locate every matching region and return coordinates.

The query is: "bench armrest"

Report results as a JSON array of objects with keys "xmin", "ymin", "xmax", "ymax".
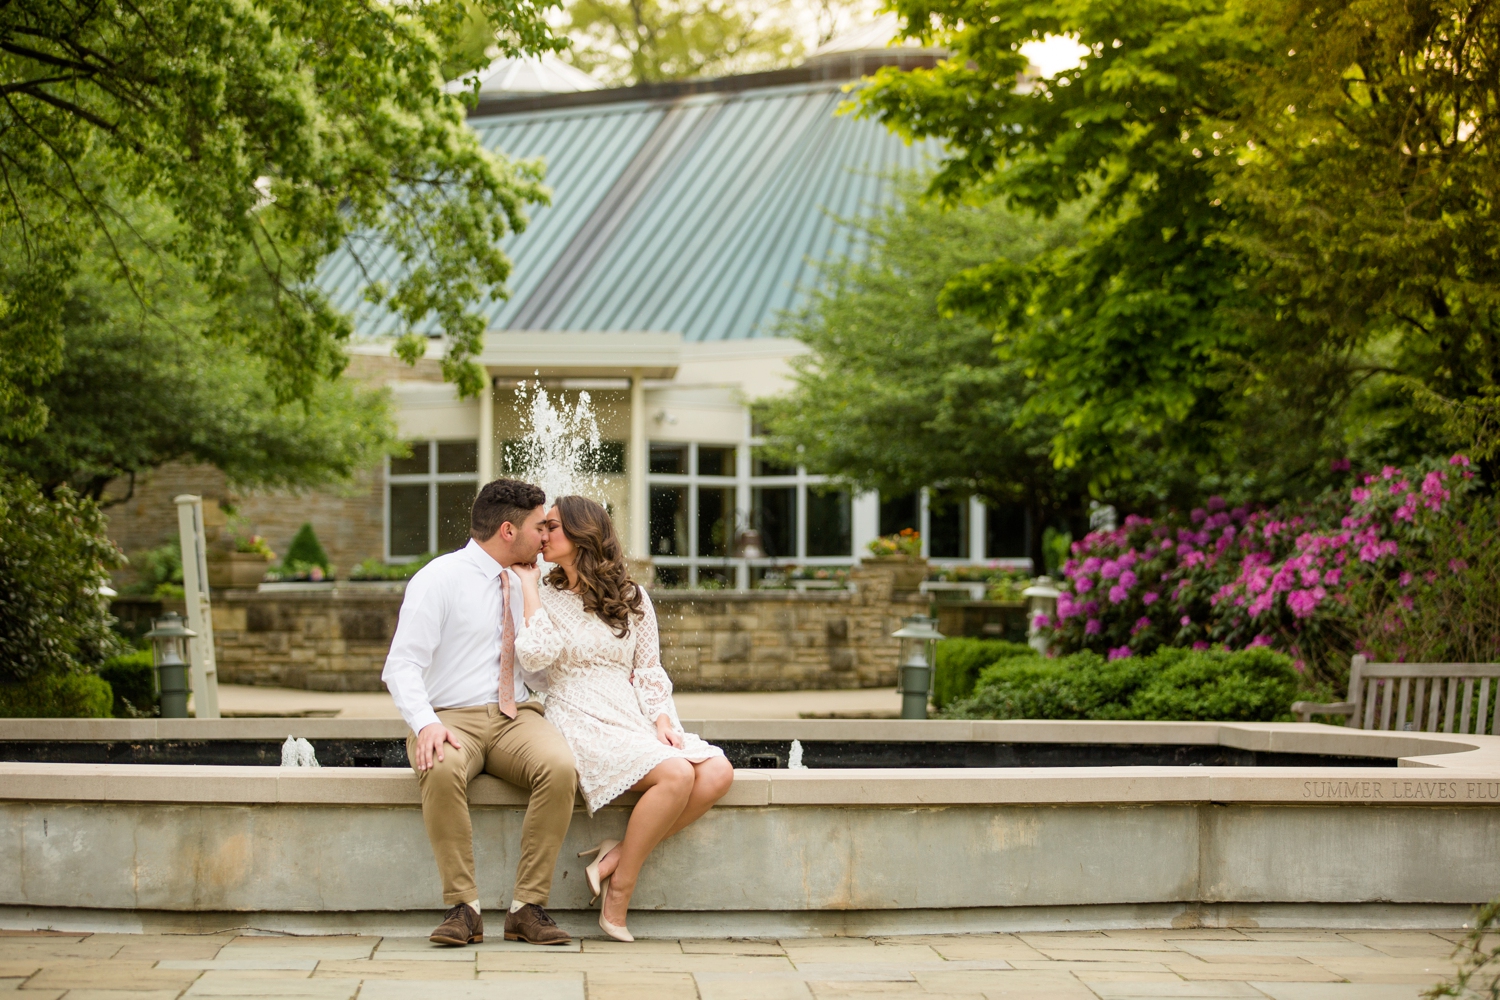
[{"xmin": 1291, "ymin": 700, "xmax": 1357, "ymax": 724}]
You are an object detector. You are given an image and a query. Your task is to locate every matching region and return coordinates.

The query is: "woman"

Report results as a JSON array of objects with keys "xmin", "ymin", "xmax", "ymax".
[{"xmin": 514, "ymin": 495, "xmax": 733, "ymax": 942}]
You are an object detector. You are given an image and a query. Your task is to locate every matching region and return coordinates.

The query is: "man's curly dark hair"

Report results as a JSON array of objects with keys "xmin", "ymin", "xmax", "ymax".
[{"xmin": 471, "ymin": 479, "xmax": 546, "ymax": 542}]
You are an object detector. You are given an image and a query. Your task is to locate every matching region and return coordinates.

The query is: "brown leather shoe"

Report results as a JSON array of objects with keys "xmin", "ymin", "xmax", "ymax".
[
  {"xmin": 503, "ymin": 903, "xmax": 571, "ymax": 945},
  {"xmin": 429, "ymin": 903, "xmax": 483, "ymax": 945}
]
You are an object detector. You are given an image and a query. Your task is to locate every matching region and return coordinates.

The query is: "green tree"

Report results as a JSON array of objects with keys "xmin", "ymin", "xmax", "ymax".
[
  {"xmin": 561, "ymin": 0, "xmax": 801, "ymax": 84},
  {"xmin": 0, "ymin": 0, "xmax": 562, "ymax": 443},
  {"xmin": 855, "ymin": 0, "xmax": 1500, "ymax": 496},
  {"xmin": 759, "ymin": 182, "xmax": 1096, "ymax": 567},
  {"xmin": 0, "ymin": 223, "xmax": 398, "ymax": 501}
]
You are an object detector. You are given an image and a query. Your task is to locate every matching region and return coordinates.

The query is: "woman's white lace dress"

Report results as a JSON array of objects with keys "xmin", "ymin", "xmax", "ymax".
[{"xmin": 515, "ymin": 583, "xmax": 725, "ymax": 813}]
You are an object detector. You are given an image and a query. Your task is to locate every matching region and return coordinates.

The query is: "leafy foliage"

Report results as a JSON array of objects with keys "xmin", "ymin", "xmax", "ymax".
[
  {"xmin": 98, "ymin": 650, "xmax": 158, "ymax": 718},
  {"xmin": 942, "ymin": 646, "xmax": 1301, "ymax": 722},
  {"xmin": 759, "ymin": 182, "xmax": 1095, "ymax": 566},
  {"xmin": 0, "ymin": 222, "xmax": 399, "ymax": 499},
  {"xmin": 855, "ymin": 0, "xmax": 1500, "ymax": 492},
  {"xmin": 0, "ymin": 475, "xmax": 124, "ymax": 683},
  {"xmin": 933, "ymin": 637, "xmax": 1034, "ymax": 709},
  {"xmin": 0, "ymin": 673, "xmax": 114, "ymax": 719},
  {"xmin": 562, "ymin": 0, "xmax": 802, "ymax": 84},
  {"xmin": 0, "ymin": 0, "xmax": 561, "ymax": 441},
  {"xmin": 1426, "ymin": 895, "xmax": 1500, "ymax": 998},
  {"xmin": 277, "ymin": 523, "xmax": 333, "ymax": 580}
]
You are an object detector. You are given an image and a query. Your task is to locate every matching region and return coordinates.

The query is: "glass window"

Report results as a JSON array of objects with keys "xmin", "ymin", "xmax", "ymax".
[
  {"xmin": 437, "ymin": 440, "xmax": 478, "ymax": 474},
  {"xmin": 650, "ymin": 443, "xmax": 686, "ymax": 475},
  {"xmin": 929, "ymin": 492, "xmax": 969, "ymax": 558},
  {"xmin": 654, "ymin": 566, "xmax": 685, "ymax": 587},
  {"xmin": 391, "ymin": 442, "xmax": 430, "ymax": 476},
  {"xmin": 650, "ymin": 486, "xmax": 688, "ymax": 556},
  {"xmin": 697, "ymin": 486, "xmax": 734, "ymax": 557},
  {"xmin": 697, "ymin": 446, "xmax": 736, "ymax": 477},
  {"xmin": 751, "ymin": 447, "xmax": 795, "ymax": 477},
  {"xmin": 880, "ymin": 492, "xmax": 919, "ymax": 536},
  {"xmin": 807, "ymin": 489, "xmax": 851, "ymax": 557},
  {"xmin": 437, "ymin": 483, "xmax": 475, "ymax": 552},
  {"xmin": 986, "ymin": 503, "xmax": 1030, "ymax": 558},
  {"xmin": 389, "ymin": 484, "xmax": 430, "ymax": 557},
  {"xmin": 753, "ymin": 486, "xmax": 796, "ymax": 558},
  {"xmin": 588, "ymin": 441, "xmax": 626, "ymax": 474}
]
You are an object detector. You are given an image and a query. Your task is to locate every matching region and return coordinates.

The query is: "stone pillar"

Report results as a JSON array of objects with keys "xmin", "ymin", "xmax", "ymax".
[
  {"xmin": 627, "ymin": 369, "xmax": 648, "ymax": 560},
  {"xmin": 477, "ymin": 374, "xmax": 494, "ymax": 487}
]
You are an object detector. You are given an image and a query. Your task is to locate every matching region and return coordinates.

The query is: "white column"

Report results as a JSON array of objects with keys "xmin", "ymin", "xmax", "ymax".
[
  {"xmin": 736, "ymin": 428, "xmax": 753, "ymax": 590},
  {"xmin": 477, "ymin": 374, "xmax": 494, "ymax": 487},
  {"xmin": 851, "ymin": 490, "xmax": 880, "ymax": 559},
  {"xmin": 918, "ymin": 489, "xmax": 931, "ymax": 559},
  {"xmin": 174, "ymin": 494, "xmax": 220, "ymax": 719},
  {"xmin": 628, "ymin": 369, "xmax": 648, "ymax": 559},
  {"xmin": 968, "ymin": 495, "xmax": 987, "ymax": 563}
]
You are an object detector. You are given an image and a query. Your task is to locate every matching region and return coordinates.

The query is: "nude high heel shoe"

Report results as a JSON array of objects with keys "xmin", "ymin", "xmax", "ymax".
[
  {"xmin": 597, "ymin": 877, "xmax": 633, "ymax": 943},
  {"xmin": 577, "ymin": 839, "xmax": 620, "ymax": 906}
]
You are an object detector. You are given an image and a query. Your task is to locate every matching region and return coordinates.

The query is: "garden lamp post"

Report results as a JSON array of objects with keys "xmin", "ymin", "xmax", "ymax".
[
  {"xmin": 892, "ymin": 614, "xmax": 943, "ymax": 720},
  {"xmin": 1023, "ymin": 577, "xmax": 1060, "ymax": 655},
  {"xmin": 145, "ymin": 612, "xmax": 196, "ymax": 719}
]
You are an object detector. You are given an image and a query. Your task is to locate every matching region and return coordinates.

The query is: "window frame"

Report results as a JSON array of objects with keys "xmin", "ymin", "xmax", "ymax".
[{"xmin": 385, "ymin": 438, "xmax": 480, "ymax": 563}]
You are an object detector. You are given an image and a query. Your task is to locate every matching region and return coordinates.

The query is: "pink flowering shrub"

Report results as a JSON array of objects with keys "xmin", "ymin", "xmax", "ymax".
[{"xmin": 1043, "ymin": 456, "xmax": 1491, "ymax": 686}]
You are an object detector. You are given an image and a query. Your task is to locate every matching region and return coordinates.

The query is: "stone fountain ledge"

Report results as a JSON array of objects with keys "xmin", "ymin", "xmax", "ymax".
[{"xmin": 5, "ymin": 721, "xmax": 1500, "ymax": 936}]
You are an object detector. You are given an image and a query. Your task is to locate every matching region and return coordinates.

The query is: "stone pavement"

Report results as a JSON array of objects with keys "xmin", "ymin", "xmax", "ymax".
[{"xmin": 0, "ymin": 927, "xmax": 1468, "ymax": 999}]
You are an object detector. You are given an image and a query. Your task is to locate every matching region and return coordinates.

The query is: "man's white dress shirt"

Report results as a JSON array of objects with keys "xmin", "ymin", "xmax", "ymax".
[{"xmin": 382, "ymin": 539, "xmax": 547, "ymax": 735}]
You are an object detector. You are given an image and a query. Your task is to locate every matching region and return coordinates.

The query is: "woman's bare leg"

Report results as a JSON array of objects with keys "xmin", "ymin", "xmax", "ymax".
[
  {"xmin": 600, "ymin": 757, "xmax": 694, "ymax": 926},
  {"xmin": 598, "ymin": 757, "xmax": 733, "ymax": 881}
]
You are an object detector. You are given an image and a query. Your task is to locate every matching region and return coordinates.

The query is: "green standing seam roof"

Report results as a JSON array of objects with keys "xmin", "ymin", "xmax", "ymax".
[{"xmin": 318, "ymin": 80, "xmax": 935, "ymax": 343}]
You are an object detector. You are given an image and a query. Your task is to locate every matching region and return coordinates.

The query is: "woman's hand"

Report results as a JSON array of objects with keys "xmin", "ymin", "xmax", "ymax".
[
  {"xmin": 654, "ymin": 714, "xmax": 684, "ymax": 749},
  {"xmin": 512, "ymin": 559, "xmax": 543, "ymax": 625}
]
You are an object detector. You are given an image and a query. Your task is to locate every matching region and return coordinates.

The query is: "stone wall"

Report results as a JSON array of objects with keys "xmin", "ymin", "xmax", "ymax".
[{"xmin": 210, "ymin": 562, "xmax": 927, "ymax": 691}]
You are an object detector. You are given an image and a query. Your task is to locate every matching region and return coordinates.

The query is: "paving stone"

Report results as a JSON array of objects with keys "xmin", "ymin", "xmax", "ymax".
[
  {"xmin": 0, "ymin": 979, "xmax": 23, "ymax": 992},
  {"xmin": 311, "ymin": 960, "xmax": 477, "ymax": 979},
  {"xmin": 367, "ymin": 979, "xmax": 583, "ymax": 1000},
  {"xmin": 784, "ymin": 946, "xmax": 942, "ymax": 967},
  {"xmin": 681, "ymin": 940, "xmax": 786, "ymax": 955},
  {"xmin": 102, "ymin": 935, "xmax": 234, "ymax": 961},
  {"xmin": 215, "ymin": 943, "xmax": 374, "ymax": 963},
  {"xmin": 808, "ymin": 984, "xmax": 983, "ymax": 999},
  {"xmin": 1162, "ymin": 959, "xmax": 1340, "ymax": 983},
  {"xmin": 695, "ymin": 976, "xmax": 815, "ymax": 1000},
  {"xmin": 48, "ymin": 992, "xmax": 185, "ymax": 1000},
  {"xmin": 909, "ymin": 969, "xmax": 1096, "ymax": 998},
  {"xmin": 580, "ymin": 939, "xmax": 684, "ymax": 953},
  {"xmin": 476, "ymin": 953, "xmax": 795, "ymax": 973},
  {"xmin": 24, "ymin": 962, "xmax": 198, "ymax": 991},
  {"xmin": 157, "ymin": 960, "xmax": 317, "ymax": 971},
  {"xmin": 1023, "ymin": 949, "xmax": 1186, "ymax": 964},
  {"xmin": 1311, "ymin": 956, "xmax": 1453, "ymax": 982},
  {"xmin": 1083, "ymin": 982, "xmax": 1264, "ymax": 997},
  {"xmin": 182, "ymin": 977, "xmax": 359, "ymax": 999},
  {"xmin": 930, "ymin": 941, "xmax": 1050, "ymax": 963},
  {"xmin": 1177, "ymin": 941, "xmax": 1382, "ymax": 959},
  {"xmin": 1108, "ymin": 930, "xmax": 1248, "ymax": 941},
  {"xmin": 0, "ymin": 942, "xmax": 122, "ymax": 962},
  {"xmin": 780, "ymin": 939, "xmax": 876, "ymax": 949},
  {"xmin": 1009, "ymin": 960, "xmax": 1172, "ymax": 973},
  {"xmin": 0, "ymin": 965, "xmax": 38, "ymax": 979},
  {"xmin": 1249, "ymin": 985, "xmax": 1428, "ymax": 1000},
  {"xmin": 583, "ymin": 971, "xmax": 699, "ymax": 999}
]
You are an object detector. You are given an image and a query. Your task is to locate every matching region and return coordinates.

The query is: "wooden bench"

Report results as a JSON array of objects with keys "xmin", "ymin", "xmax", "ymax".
[{"xmin": 1293, "ymin": 655, "xmax": 1500, "ymax": 733}]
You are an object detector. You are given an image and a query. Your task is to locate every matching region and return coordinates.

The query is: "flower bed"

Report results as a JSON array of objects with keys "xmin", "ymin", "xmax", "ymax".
[{"xmin": 1042, "ymin": 455, "xmax": 1496, "ymax": 687}]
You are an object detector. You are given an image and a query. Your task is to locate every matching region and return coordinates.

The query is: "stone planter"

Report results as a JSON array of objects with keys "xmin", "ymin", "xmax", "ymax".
[
  {"xmin": 861, "ymin": 555, "xmax": 927, "ymax": 592},
  {"xmin": 207, "ymin": 551, "xmax": 272, "ymax": 589}
]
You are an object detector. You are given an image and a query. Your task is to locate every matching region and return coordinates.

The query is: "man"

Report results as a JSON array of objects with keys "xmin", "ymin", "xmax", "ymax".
[{"xmin": 382, "ymin": 478, "xmax": 577, "ymax": 946}]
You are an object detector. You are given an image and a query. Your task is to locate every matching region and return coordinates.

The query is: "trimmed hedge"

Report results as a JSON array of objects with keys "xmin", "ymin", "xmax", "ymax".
[
  {"xmin": 99, "ymin": 650, "xmax": 158, "ymax": 717},
  {"xmin": 941, "ymin": 646, "xmax": 1301, "ymax": 722},
  {"xmin": 0, "ymin": 673, "xmax": 113, "ymax": 718},
  {"xmin": 932, "ymin": 638, "xmax": 1036, "ymax": 709}
]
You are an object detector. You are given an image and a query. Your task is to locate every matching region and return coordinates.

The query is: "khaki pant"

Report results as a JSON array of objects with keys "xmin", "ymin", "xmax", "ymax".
[{"xmin": 406, "ymin": 702, "xmax": 578, "ymax": 906}]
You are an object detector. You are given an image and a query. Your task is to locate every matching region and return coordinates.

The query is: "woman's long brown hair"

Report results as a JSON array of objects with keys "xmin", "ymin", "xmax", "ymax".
[{"xmin": 545, "ymin": 495, "xmax": 643, "ymax": 638}]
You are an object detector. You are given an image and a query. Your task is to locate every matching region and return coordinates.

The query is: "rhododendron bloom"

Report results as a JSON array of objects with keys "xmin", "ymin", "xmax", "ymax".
[
  {"xmin": 1382, "ymin": 465, "xmax": 1399, "ymax": 480},
  {"xmin": 1108, "ymin": 584, "xmax": 1128, "ymax": 603},
  {"xmin": 1248, "ymin": 634, "xmax": 1272, "ymax": 648},
  {"xmin": 1108, "ymin": 646, "xmax": 1132, "ymax": 660},
  {"xmin": 1192, "ymin": 641, "xmax": 1210, "ymax": 650},
  {"xmin": 1085, "ymin": 618, "xmax": 1102, "ymax": 635},
  {"xmin": 1100, "ymin": 560, "xmax": 1121, "ymax": 580},
  {"xmin": 1451, "ymin": 559, "xmax": 1469, "ymax": 574},
  {"xmin": 1119, "ymin": 570, "xmax": 1138, "ymax": 589},
  {"xmin": 1399, "ymin": 572, "xmax": 1412, "ymax": 587},
  {"xmin": 1450, "ymin": 454, "xmax": 1471, "ymax": 466},
  {"xmin": 1075, "ymin": 577, "xmax": 1094, "ymax": 594},
  {"xmin": 1132, "ymin": 617, "xmax": 1152, "ymax": 635},
  {"xmin": 1034, "ymin": 614, "xmax": 1051, "ymax": 629},
  {"xmin": 1286, "ymin": 587, "xmax": 1326, "ymax": 618},
  {"xmin": 1142, "ymin": 592, "xmax": 1159, "ymax": 605},
  {"xmin": 1180, "ymin": 615, "xmax": 1191, "ymax": 626},
  {"xmin": 1349, "ymin": 487, "xmax": 1370, "ymax": 503}
]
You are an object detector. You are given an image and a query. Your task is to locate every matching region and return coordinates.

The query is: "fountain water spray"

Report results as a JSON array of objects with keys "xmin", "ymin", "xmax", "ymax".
[{"xmin": 503, "ymin": 382, "xmax": 610, "ymax": 505}]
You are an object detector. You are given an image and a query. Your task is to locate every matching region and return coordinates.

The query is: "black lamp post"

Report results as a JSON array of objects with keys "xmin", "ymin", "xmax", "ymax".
[{"xmin": 144, "ymin": 612, "xmax": 196, "ymax": 719}]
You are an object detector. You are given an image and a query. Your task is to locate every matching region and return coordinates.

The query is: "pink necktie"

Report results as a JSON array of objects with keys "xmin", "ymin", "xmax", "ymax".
[{"xmin": 498, "ymin": 571, "xmax": 517, "ymax": 719}]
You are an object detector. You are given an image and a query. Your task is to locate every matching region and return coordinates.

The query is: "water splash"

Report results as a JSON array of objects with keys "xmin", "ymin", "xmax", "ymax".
[{"xmin": 503, "ymin": 381, "xmax": 609, "ymax": 504}]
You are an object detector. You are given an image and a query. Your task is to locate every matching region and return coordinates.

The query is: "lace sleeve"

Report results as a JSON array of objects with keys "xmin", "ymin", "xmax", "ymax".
[
  {"xmin": 630, "ymin": 589, "xmax": 680, "ymax": 728},
  {"xmin": 515, "ymin": 600, "xmax": 564, "ymax": 676}
]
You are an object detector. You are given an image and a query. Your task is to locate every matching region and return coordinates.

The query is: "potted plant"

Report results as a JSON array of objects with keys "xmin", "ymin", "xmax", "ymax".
[
  {"xmin": 208, "ymin": 532, "xmax": 277, "ymax": 588},
  {"xmin": 862, "ymin": 529, "xmax": 927, "ymax": 590}
]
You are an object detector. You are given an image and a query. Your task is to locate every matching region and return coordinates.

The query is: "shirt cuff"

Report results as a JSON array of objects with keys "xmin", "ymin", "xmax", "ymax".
[{"xmin": 411, "ymin": 708, "xmax": 442, "ymax": 734}]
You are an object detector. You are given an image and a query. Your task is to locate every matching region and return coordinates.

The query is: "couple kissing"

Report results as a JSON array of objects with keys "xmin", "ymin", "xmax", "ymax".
[{"xmin": 382, "ymin": 479, "xmax": 733, "ymax": 946}]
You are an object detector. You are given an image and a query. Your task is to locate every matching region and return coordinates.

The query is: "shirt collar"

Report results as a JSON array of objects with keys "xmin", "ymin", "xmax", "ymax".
[{"xmin": 462, "ymin": 538, "xmax": 507, "ymax": 580}]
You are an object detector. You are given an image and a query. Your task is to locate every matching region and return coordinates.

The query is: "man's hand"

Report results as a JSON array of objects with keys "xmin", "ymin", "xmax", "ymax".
[
  {"xmin": 654, "ymin": 714, "xmax": 684, "ymax": 749},
  {"xmin": 414, "ymin": 723, "xmax": 462, "ymax": 771}
]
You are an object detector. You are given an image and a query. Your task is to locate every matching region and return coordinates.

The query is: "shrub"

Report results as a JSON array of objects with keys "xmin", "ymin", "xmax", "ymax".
[
  {"xmin": 943, "ymin": 646, "xmax": 1301, "ymax": 723},
  {"xmin": 348, "ymin": 552, "xmax": 438, "ymax": 581},
  {"xmin": 1042, "ymin": 454, "xmax": 1488, "ymax": 688},
  {"xmin": 0, "ymin": 475, "xmax": 125, "ymax": 683},
  {"xmin": 0, "ymin": 673, "xmax": 114, "ymax": 718},
  {"xmin": 98, "ymin": 650, "xmax": 158, "ymax": 717},
  {"xmin": 267, "ymin": 523, "xmax": 334, "ymax": 581},
  {"xmin": 933, "ymin": 638, "xmax": 1035, "ymax": 709},
  {"xmin": 122, "ymin": 539, "xmax": 184, "ymax": 598}
]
